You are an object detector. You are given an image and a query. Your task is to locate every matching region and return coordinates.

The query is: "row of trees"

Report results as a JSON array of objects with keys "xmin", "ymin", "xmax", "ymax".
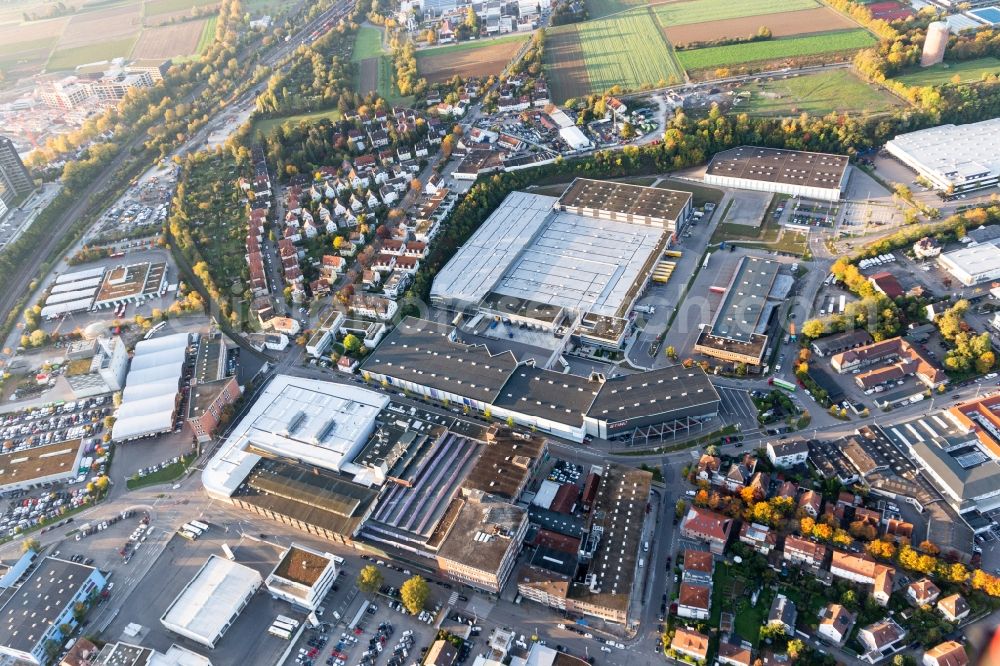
[
  {"xmin": 935, "ymin": 300, "xmax": 996, "ymax": 374},
  {"xmin": 357, "ymin": 565, "xmax": 429, "ymax": 613}
]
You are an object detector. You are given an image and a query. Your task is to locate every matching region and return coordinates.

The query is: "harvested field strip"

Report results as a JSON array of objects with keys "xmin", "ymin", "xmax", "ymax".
[
  {"xmin": 894, "ymin": 57, "xmax": 1000, "ymax": 86},
  {"xmin": 665, "ymin": 7, "xmax": 858, "ymax": 45},
  {"xmin": 131, "ymin": 19, "xmax": 208, "ymax": 58},
  {"xmin": 417, "ymin": 35, "xmax": 527, "ymax": 83},
  {"xmin": 47, "ymin": 36, "xmax": 138, "ymax": 70},
  {"xmin": 0, "ymin": 36, "xmax": 57, "ymax": 57},
  {"xmin": 675, "ymin": 29, "xmax": 876, "ymax": 71},
  {"xmin": 145, "ymin": 0, "xmax": 217, "ymax": 14},
  {"xmin": 416, "ymin": 33, "xmax": 527, "ymax": 58},
  {"xmin": 653, "ymin": 0, "xmax": 818, "ymax": 27},
  {"xmin": 352, "ymin": 25, "xmax": 384, "ymax": 62},
  {"xmin": 543, "ymin": 27, "xmax": 591, "ymax": 102},
  {"xmin": 586, "ymin": 0, "xmax": 646, "ymax": 19},
  {"xmin": 576, "ymin": 9, "xmax": 684, "ymax": 93}
]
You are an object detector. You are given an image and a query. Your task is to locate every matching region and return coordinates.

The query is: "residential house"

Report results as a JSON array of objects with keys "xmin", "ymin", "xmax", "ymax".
[
  {"xmin": 869, "ymin": 271, "xmax": 904, "ymax": 299},
  {"xmin": 717, "ymin": 641, "xmax": 753, "ymax": 666},
  {"xmin": 670, "ymin": 628, "xmax": 708, "ymax": 663},
  {"xmin": 426, "ymin": 173, "xmax": 444, "ymax": 195},
  {"xmin": 798, "ymin": 490, "xmax": 822, "ymax": 517},
  {"xmin": 873, "ymin": 566, "xmax": 895, "ymax": 607},
  {"xmin": 739, "ymin": 523, "xmax": 776, "ymax": 555},
  {"xmin": 908, "ymin": 579, "xmax": 941, "ymax": 606},
  {"xmin": 720, "ymin": 456, "xmax": 756, "ymax": 492},
  {"xmin": 937, "ymin": 594, "xmax": 970, "ymax": 622},
  {"xmin": 310, "ymin": 279, "xmax": 330, "ymax": 298},
  {"xmin": 681, "ymin": 550, "xmax": 714, "ymax": 583},
  {"xmin": 777, "ymin": 480, "xmax": 798, "ymax": 499},
  {"xmin": 681, "ymin": 507, "xmax": 732, "ymax": 555},
  {"xmin": 747, "ymin": 471, "xmax": 769, "ymax": 500},
  {"xmin": 695, "ymin": 454, "xmax": 721, "ymax": 481},
  {"xmin": 362, "ymin": 270, "xmax": 381, "ymax": 290},
  {"xmin": 783, "ymin": 535, "xmax": 828, "ymax": 568},
  {"xmin": 767, "ymin": 594, "xmax": 797, "ymax": 635},
  {"xmin": 817, "ymin": 604, "xmax": 855, "ymax": 645},
  {"xmin": 767, "ymin": 440, "xmax": 810, "ymax": 468},
  {"xmin": 677, "ymin": 582, "xmax": 711, "ymax": 620},
  {"xmin": 830, "ymin": 551, "xmax": 895, "ymax": 590},
  {"xmin": 857, "ymin": 619, "xmax": 906, "ymax": 663},
  {"xmin": 349, "ymin": 294, "xmax": 397, "ymax": 321},
  {"xmin": 394, "ymin": 256, "xmax": 420, "ymax": 273},
  {"xmin": 810, "ymin": 330, "xmax": 874, "ymax": 357},
  {"xmin": 922, "ymin": 641, "xmax": 968, "ymax": 666}
]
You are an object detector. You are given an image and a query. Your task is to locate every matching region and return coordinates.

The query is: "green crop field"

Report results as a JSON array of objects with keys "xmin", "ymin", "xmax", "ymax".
[
  {"xmin": 145, "ymin": 0, "xmax": 218, "ymax": 16},
  {"xmin": 653, "ymin": 0, "xmax": 819, "ymax": 27},
  {"xmin": 735, "ymin": 69, "xmax": 903, "ymax": 116},
  {"xmin": 574, "ymin": 9, "xmax": 685, "ymax": 92},
  {"xmin": 47, "ymin": 37, "xmax": 138, "ymax": 70},
  {"xmin": 254, "ymin": 108, "xmax": 343, "ymax": 136},
  {"xmin": 894, "ymin": 57, "xmax": 1000, "ymax": 86},
  {"xmin": 585, "ymin": 0, "xmax": 645, "ymax": 19},
  {"xmin": 415, "ymin": 33, "xmax": 526, "ymax": 59},
  {"xmin": 676, "ymin": 29, "xmax": 877, "ymax": 71},
  {"xmin": 195, "ymin": 15, "xmax": 217, "ymax": 54},
  {"xmin": 352, "ymin": 25, "xmax": 385, "ymax": 62}
]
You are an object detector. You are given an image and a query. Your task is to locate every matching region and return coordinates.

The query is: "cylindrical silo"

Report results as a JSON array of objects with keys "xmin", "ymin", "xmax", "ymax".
[{"xmin": 921, "ymin": 21, "xmax": 949, "ymax": 67}]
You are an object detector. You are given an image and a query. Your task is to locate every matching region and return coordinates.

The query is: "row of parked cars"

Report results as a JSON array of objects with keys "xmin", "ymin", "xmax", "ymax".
[
  {"xmin": 2, "ymin": 487, "xmax": 93, "ymax": 538},
  {"xmin": 0, "ymin": 397, "xmax": 110, "ymax": 454}
]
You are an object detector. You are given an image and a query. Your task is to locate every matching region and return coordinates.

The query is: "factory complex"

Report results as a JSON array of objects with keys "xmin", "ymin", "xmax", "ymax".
[
  {"xmin": 885, "ymin": 118, "xmax": 1000, "ymax": 193},
  {"xmin": 704, "ymin": 146, "xmax": 850, "ymax": 202}
]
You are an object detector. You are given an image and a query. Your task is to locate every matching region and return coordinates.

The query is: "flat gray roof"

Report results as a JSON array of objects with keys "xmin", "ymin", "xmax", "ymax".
[
  {"xmin": 706, "ymin": 146, "xmax": 849, "ymax": 190},
  {"xmin": 587, "ymin": 366, "xmax": 719, "ymax": 420},
  {"xmin": 360, "ymin": 317, "xmax": 518, "ymax": 403},
  {"xmin": 556, "ymin": 178, "xmax": 691, "ymax": 226},
  {"xmin": 0, "ymin": 557, "xmax": 98, "ymax": 654},
  {"xmin": 709, "ymin": 256, "xmax": 780, "ymax": 343},
  {"xmin": 493, "ymin": 367, "xmax": 601, "ymax": 426}
]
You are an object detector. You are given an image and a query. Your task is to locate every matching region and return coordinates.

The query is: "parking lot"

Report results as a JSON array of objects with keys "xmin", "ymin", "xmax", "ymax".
[{"xmin": 716, "ymin": 386, "xmax": 757, "ymax": 424}]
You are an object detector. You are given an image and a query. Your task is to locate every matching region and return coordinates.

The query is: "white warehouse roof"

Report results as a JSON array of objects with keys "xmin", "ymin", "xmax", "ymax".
[
  {"xmin": 44, "ymin": 288, "xmax": 97, "ymax": 306},
  {"xmin": 886, "ymin": 118, "xmax": 1000, "ymax": 188},
  {"xmin": 50, "ymin": 277, "xmax": 102, "ymax": 294},
  {"xmin": 112, "ymin": 332, "xmax": 191, "ymax": 441},
  {"xmin": 559, "ymin": 125, "xmax": 592, "ymax": 151},
  {"xmin": 55, "ymin": 266, "xmax": 106, "ymax": 284},
  {"xmin": 160, "ymin": 555, "xmax": 262, "ymax": 649},
  {"xmin": 40, "ymin": 298, "xmax": 93, "ymax": 319}
]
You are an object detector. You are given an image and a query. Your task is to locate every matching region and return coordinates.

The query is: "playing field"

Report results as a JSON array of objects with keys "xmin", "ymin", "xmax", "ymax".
[
  {"xmin": 417, "ymin": 35, "xmax": 527, "ymax": 83},
  {"xmin": 131, "ymin": 19, "xmax": 208, "ymax": 58},
  {"xmin": 546, "ymin": 8, "xmax": 684, "ymax": 100},
  {"xmin": 734, "ymin": 69, "xmax": 903, "ymax": 116},
  {"xmin": 894, "ymin": 57, "xmax": 1000, "ymax": 86},
  {"xmin": 47, "ymin": 37, "xmax": 139, "ymax": 71},
  {"xmin": 665, "ymin": 7, "xmax": 857, "ymax": 46},
  {"xmin": 352, "ymin": 25, "xmax": 385, "ymax": 62},
  {"xmin": 676, "ymin": 29, "xmax": 877, "ymax": 71},
  {"xmin": 653, "ymin": 0, "xmax": 819, "ymax": 27}
]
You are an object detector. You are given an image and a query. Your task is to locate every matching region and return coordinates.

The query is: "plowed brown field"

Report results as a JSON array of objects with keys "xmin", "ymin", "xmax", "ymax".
[{"xmin": 665, "ymin": 7, "xmax": 856, "ymax": 46}]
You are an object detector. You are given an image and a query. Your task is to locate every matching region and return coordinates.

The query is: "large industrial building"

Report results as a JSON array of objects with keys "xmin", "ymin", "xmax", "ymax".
[
  {"xmin": 430, "ymin": 180, "xmax": 692, "ymax": 348},
  {"xmin": 160, "ymin": 555, "xmax": 263, "ymax": 649},
  {"xmin": 885, "ymin": 118, "xmax": 1000, "ymax": 193},
  {"xmin": 40, "ymin": 261, "xmax": 169, "ymax": 320},
  {"xmin": 704, "ymin": 146, "xmax": 850, "ymax": 202},
  {"xmin": 693, "ymin": 256, "xmax": 786, "ymax": 367},
  {"xmin": 936, "ymin": 238, "xmax": 1000, "ymax": 286},
  {"xmin": 112, "ymin": 332, "xmax": 192, "ymax": 442},
  {"xmin": 0, "ymin": 557, "xmax": 107, "ymax": 665},
  {"xmin": 359, "ymin": 317, "xmax": 720, "ymax": 443}
]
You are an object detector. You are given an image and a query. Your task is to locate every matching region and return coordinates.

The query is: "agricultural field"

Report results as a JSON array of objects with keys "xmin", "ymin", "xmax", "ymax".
[
  {"xmin": 416, "ymin": 35, "xmax": 527, "ymax": 83},
  {"xmin": 58, "ymin": 2, "xmax": 141, "ymax": 49},
  {"xmin": 351, "ymin": 25, "xmax": 385, "ymax": 62},
  {"xmin": 664, "ymin": 7, "xmax": 857, "ymax": 46},
  {"xmin": 47, "ymin": 37, "xmax": 138, "ymax": 70},
  {"xmin": 893, "ymin": 57, "xmax": 1000, "ymax": 86},
  {"xmin": 652, "ymin": 0, "xmax": 820, "ymax": 27},
  {"xmin": 734, "ymin": 69, "xmax": 903, "ymax": 116},
  {"xmin": 585, "ymin": 0, "xmax": 645, "ymax": 20},
  {"xmin": 145, "ymin": 0, "xmax": 218, "ymax": 16},
  {"xmin": 195, "ymin": 16, "xmax": 218, "ymax": 53},
  {"xmin": 131, "ymin": 19, "xmax": 209, "ymax": 59},
  {"xmin": 545, "ymin": 8, "xmax": 683, "ymax": 101},
  {"xmin": 675, "ymin": 29, "xmax": 877, "ymax": 73},
  {"xmin": 254, "ymin": 108, "xmax": 343, "ymax": 136}
]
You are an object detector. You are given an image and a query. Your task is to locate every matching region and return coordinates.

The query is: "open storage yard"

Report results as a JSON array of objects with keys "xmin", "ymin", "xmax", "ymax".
[
  {"xmin": 676, "ymin": 29, "xmax": 877, "ymax": 75},
  {"xmin": 733, "ymin": 69, "xmax": 903, "ymax": 116},
  {"xmin": 417, "ymin": 35, "xmax": 527, "ymax": 83},
  {"xmin": 893, "ymin": 57, "xmax": 1000, "ymax": 86},
  {"xmin": 545, "ymin": 8, "xmax": 683, "ymax": 101}
]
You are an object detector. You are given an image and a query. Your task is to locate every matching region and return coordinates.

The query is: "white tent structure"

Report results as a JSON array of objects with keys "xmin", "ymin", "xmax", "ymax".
[{"xmin": 112, "ymin": 332, "xmax": 191, "ymax": 441}]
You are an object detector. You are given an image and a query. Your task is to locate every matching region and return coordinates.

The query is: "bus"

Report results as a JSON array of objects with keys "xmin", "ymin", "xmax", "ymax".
[
  {"xmin": 771, "ymin": 378, "xmax": 797, "ymax": 392},
  {"xmin": 177, "ymin": 529, "xmax": 197, "ymax": 541},
  {"xmin": 181, "ymin": 523, "xmax": 203, "ymax": 537},
  {"xmin": 189, "ymin": 520, "xmax": 209, "ymax": 532},
  {"xmin": 268, "ymin": 625, "xmax": 293, "ymax": 640},
  {"xmin": 275, "ymin": 614, "xmax": 300, "ymax": 628}
]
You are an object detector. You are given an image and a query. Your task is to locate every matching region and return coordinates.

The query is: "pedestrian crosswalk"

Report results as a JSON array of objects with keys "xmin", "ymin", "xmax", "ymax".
[{"xmin": 448, "ymin": 591, "xmax": 459, "ymax": 606}]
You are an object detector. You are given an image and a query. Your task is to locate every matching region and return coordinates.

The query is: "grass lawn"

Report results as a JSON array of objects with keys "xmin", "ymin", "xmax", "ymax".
[
  {"xmin": 126, "ymin": 454, "xmax": 195, "ymax": 490},
  {"xmin": 352, "ymin": 25, "xmax": 385, "ymax": 62},
  {"xmin": 574, "ymin": 8, "xmax": 685, "ymax": 92},
  {"xmin": 47, "ymin": 37, "xmax": 137, "ymax": 70},
  {"xmin": 894, "ymin": 56, "xmax": 1000, "ymax": 87},
  {"xmin": 415, "ymin": 33, "xmax": 526, "ymax": 58},
  {"xmin": 195, "ymin": 15, "xmax": 217, "ymax": 54},
  {"xmin": 254, "ymin": 108, "xmax": 343, "ymax": 136},
  {"xmin": 376, "ymin": 54, "xmax": 414, "ymax": 106},
  {"xmin": 653, "ymin": 0, "xmax": 818, "ymax": 27},
  {"xmin": 735, "ymin": 69, "xmax": 903, "ymax": 116},
  {"xmin": 676, "ymin": 29, "xmax": 877, "ymax": 71},
  {"xmin": 657, "ymin": 178, "xmax": 724, "ymax": 208}
]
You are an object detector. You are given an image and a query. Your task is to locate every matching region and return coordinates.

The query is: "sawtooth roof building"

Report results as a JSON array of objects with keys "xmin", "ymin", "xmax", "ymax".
[
  {"xmin": 704, "ymin": 146, "xmax": 850, "ymax": 201},
  {"xmin": 359, "ymin": 317, "xmax": 720, "ymax": 442}
]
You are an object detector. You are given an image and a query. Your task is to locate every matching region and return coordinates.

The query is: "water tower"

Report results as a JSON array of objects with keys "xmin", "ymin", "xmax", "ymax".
[{"xmin": 921, "ymin": 21, "xmax": 949, "ymax": 67}]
